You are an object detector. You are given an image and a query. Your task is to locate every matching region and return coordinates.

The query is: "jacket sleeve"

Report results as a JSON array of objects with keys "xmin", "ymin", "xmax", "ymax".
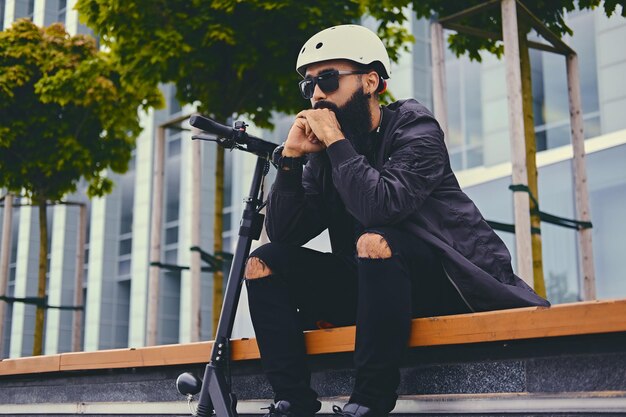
[
  {"xmin": 326, "ymin": 111, "xmax": 446, "ymax": 228},
  {"xmin": 265, "ymin": 161, "xmax": 329, "ymax": 245}
]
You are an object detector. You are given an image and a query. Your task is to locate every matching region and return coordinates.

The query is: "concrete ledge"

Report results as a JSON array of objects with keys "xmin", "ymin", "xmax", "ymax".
[
  {"xmin": 2, "ymin": 392, "xmax": 626, "ymax": 415},
  {"xmin": 2, "ymin": 299, "xmax": 626, "ymax": 376},
  {"xmin": 2, "ymin": 331, "xmax": 626, "ymax": 415}
]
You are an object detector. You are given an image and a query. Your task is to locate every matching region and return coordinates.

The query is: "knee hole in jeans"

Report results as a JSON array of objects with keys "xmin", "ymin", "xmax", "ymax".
[
  {"xmin": 356, "ymin": 233, "xmax": 392, "ymax": 259},
  {"xmin": 244, "ymin": 257, "xmax": 273, "ymax": 279}
]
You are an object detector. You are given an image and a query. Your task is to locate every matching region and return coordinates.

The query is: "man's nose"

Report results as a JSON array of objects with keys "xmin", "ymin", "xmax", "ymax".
[{"xmin": 312, "ymin": 83, "xmax": 327, "ymax": 102}]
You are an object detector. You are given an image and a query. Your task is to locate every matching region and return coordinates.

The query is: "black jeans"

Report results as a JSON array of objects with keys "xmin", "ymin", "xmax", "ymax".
[{"xmin": 245, "ymin": 226, "xmax": 469, "ymax": 415}]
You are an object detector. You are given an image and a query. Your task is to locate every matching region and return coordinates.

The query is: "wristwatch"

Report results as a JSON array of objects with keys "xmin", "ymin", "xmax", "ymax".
[{"xmin": 271, "ymin": 144, "xmax": 306, "ymax": 170}]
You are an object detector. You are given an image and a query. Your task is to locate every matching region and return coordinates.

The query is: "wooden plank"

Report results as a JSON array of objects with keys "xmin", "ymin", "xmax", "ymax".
[
  {"xmin": 438, "ymin": 0, "xmax": 500, "ymax": 25},
  {"xmin": 3, "ymin": 300, "xmax": 626, "ymax": 375},
  {"xmin": 59, "ymin": 341, "xmax": 214, "ymax": 371},
  {"xmin": 0, "ymin": 354, "xmax": 60, "ymax": 376},
  {"xmin": 515, "ymin": 0, "xmax": 573, "ymax": 55},
  {"xmin": 230, "ymin": 337, "xmax": 261, "ymax": 360},
  {"xmin": 443, "ymin": 22, "xmax": 562, "ymax": 54},
  {"xmin": 409, "ymin": 299, "xmax": 626, "ymax": 346}
]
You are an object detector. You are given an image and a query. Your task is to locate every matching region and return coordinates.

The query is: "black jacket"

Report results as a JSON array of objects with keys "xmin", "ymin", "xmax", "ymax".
[{"xmin": 266, "ymin": 99, "xmax": 550, "ymax": 312}]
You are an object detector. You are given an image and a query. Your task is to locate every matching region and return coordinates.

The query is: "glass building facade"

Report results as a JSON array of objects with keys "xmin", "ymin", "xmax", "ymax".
[{"xmin": 1, "ymin": 1, "xmax": 625, "ymax": 358}]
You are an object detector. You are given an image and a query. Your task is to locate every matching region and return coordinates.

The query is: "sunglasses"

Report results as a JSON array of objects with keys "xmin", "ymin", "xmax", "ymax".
[{"xmin": 298, "ymin": 70, "xmax": 367, "ymax": 99}]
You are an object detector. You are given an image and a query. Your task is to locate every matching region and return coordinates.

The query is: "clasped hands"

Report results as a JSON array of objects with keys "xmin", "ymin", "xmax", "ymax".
[{"xmin": 282, "ymin": 108, "xmax": 345, "ymax": 157}]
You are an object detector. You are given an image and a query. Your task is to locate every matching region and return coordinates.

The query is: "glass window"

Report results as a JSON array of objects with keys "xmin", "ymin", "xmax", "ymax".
[
  {"xmin": 567, "ymin": 13, "xmax": 600, "ymax": 116},
  {"xmin": 169, "ymin": 84, "xmax": 182, "ymax": 115},
  {"xmin": 168, "ymin": 137, "xmax": 181, "ymax": 157},
  {"xmin": 445, "ymin": 60, "xmax": 463, "ymax": 150},
  {"xmin": 112, "ymin": 281, "xmax": 130, "ymax": 348},
  {"xmin": 164, "ymin": 248, "xmax": 178, "ymax": 264},
  {"xmin": 528, "ymin": 9, "xmax": 601, "ymax": 152},
  {"xmin": 444, "ymin": 51, "xmax": 484, "ymax": 171},
  {"xmin": 10, "ymin": 204, "xmax": 20, "ymax": 262},
  {"xmin": 463, "ymin": 176, "xmax": 517, "ymax": 267},
  {"xmin": 158, "ymin": 271, "xmax": 181, "ymax": 344},
  {"xmin": 118, "ymin": 237, "xmax": 132, "ymax": 256},
  {"xmin": 586, "ymin": 144, "xmax": 626, "ymax": 299},
  {"xmin": 119, "ymin": 165, "xmax": 135, "ymax": 235},
  {"xmin": 537, "ymin": 160, "xmax": 579, "ymax": 304},
  {"xmin": 58, "ymin": 0, "xmax": 67, "ymax": 23},
  {"xmin": 14, "ymin": 0, "xmax": 34, "ymax": 19},
  {"xmin": 165, "ymin": 146, "xmax": 181, "ymax": 223},
  {"xmin": 2, "ymin": 283, "xmax": 13, "ymax": 357},
  {"xmin": 463, "ymin": 60, "xmax": 483, "ymax": 148},
  {"xmin": 0, "ymin": 0, "xmax": 5, "ymax": 31},
  {"xmin": 117, "ymin": 259, "xmax": 131, "ymax": 277},
  {"xmin": 545, "ymin": 124, "xmax": 572, "ymax": 149},
  {"xmin": 224, "ymin": 149, "xmax": 233, "ymax": 209},
  {"xmin": 165, "ymin": 226, "xmax": 178, "ymax": 245},
  {"xmin": 542, "ymin": 54, "xmax": 569, "ymax": 126},
  {"xmin": 223, "ymin": 211, "xmax": 231, "ymax": 233},
  {"xmin": 529, "ymin": 48, "xmax": 545, "ymax": 129}
]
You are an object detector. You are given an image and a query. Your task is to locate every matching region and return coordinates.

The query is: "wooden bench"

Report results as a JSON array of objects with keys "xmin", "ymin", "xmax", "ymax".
[{"xmin": 2, "ymin": 299, "xmax": 625, "ymax": 376}]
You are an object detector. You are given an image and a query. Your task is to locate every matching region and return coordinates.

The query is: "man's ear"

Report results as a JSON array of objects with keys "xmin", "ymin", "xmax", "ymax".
[{"xmin": 365, "ymin": 71, "xmax": 380, "ymax": 95}]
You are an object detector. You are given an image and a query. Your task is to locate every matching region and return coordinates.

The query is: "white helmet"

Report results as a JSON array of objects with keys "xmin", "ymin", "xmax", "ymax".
[{"xmin": 296, "ymin": 24, "xmax": 391, "ymax": 79}]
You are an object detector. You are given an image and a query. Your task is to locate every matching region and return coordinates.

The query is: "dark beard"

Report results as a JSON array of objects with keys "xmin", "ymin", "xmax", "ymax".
[{"xmin": 313, "ymin": 89, "xmax": 374, "ymax": 155}]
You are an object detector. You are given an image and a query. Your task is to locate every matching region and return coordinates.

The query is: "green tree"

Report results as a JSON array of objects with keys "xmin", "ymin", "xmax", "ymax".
[
  {"xmin": 401, "ymin": 0, "xmax": 623, "ymax": 298},
  {"xmin": 75, "ymin": 0, "xmax": 412, "ymax": 335},
  {"xmin": 0, "ymin": 19, "xmax": 161, "ymax": 356}
]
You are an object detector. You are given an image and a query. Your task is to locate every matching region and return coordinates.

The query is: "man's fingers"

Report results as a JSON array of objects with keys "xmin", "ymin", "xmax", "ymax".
[{"xmin": 296, "ymin": 109, "xmax": 312, "ymax": 118}]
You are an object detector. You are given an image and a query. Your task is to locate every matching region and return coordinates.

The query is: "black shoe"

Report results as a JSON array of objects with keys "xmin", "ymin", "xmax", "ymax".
[
  {"xmin": 262, "ymin": 400, "xmax": 315, "ymax": 417},
  {"xmin": 332, "ymin": 403, "xmax": 382, "ymax": 417}
]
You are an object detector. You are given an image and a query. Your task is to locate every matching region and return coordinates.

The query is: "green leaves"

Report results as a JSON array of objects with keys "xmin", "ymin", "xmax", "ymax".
[
  {"xmin": 411, "ymin": 0, "xmax": 624, "ymax": 62},
  {"xmin": 75, "ymin": 0, "xmax": 411, "ymax": 127},
  {"xmin": 0, "ymin": 19, "xmax": 161, "ymax": 202}
]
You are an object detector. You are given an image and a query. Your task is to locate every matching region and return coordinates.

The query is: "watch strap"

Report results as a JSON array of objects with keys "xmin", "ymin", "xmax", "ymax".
[{"xmin": 272, "ymin": 145, "xmax": 305, "ymax": 170}]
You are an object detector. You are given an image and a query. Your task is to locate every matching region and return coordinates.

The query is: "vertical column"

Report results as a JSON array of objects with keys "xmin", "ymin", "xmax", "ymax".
[
  {"xmin": 190, "ymin": 135, "xmax": 202, "ymax": 342},
  {"xmin": 430, "ymin": 20, "xmax": 449, "ymax": 141},
  {"xmin": 146, "ymin": 126, "xmax": 165, "ymax": 346},
  {"xmin": 0, "ymin": 194, "xmax": 14, "ymax": 355},
  {"xmin": 64, "ymin": 0, "xmax": 80, "ymax": 34},
  {"xmin": 199, "ymin": 138, "xmax": 216, "ymax": 340},
  {"xmin": 83, "ymin": 185, "xmax": 121, "ymax": 351},
  {"xmin": 32, "ymin": 0, "xmax": 45, "ymax": 26},
  {"xmin": 501, "ymin": 0, "xmax": 533, "ymax": 285},
  {"xmin": 9, "ymin": 205, "xmax": 39, "ymax": 357},
  {"xmin": 3, "ymin": 0, "xmax": 16, "ymax": 30},
  {"xmin": 567, "ymin": 53, "xmax": 596, "ymax": 300},
  {"xmin": 128, "ymin": 111, "xmax": 156, "ymax": 347},
  {"xmin": 45, "ymin": 204, "xmax": 78, "ymax": 354},
  {"xmin": 72, "ymin": 203, "xmax": 86, "ymax": 351}
]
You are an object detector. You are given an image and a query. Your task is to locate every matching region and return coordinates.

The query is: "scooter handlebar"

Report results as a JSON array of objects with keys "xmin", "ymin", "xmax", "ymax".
[{"xmin": 189, "ymin": 114, "xmax": 234, "ymax": 138}]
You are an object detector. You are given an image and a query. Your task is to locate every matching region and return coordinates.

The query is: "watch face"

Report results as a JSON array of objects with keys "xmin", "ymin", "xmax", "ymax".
[{"xmin": 272, "ymin": 145, "xmax": 284, "ymax": 167}]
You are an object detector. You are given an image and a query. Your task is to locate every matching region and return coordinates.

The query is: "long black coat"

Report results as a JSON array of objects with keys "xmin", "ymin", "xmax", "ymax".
[{"xmin": 266, "ymin": 99, "xmax": 550, "ymax": 312}]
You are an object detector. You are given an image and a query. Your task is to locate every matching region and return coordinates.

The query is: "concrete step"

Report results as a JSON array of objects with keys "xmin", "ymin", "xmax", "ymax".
[{"xmin": 2, "ymin": 391, "xmax": 626, "ymax": 416}]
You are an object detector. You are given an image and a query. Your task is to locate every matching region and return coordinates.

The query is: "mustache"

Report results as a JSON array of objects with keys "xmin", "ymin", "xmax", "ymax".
[{"xmin": 313, "ymin": 101, "xmax": 339, "ymax": 112}]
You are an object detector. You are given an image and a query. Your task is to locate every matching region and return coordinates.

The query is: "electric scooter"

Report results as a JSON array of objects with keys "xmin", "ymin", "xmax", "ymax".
[{"xmin": 176, "ymin": 114, "xmax": 278, "ymax": 417}]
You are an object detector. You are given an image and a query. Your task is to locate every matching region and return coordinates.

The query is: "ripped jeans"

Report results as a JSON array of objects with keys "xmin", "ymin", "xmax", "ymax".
[{"xmin": 245, "ymin": 227, "xmax": 469, "ymax": 415}]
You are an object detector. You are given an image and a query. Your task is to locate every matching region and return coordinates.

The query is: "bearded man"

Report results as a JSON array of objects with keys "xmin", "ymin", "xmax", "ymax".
[{"xmin": 243, "ymin": 24, "xmax": 549, "ymax": 417}]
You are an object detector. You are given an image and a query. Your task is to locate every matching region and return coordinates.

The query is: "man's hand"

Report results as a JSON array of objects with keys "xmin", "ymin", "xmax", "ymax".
[
  {"xmin": 296, "ymin": 109, "xmax": 345, "ymax": 148},
  {"xmin": 284, "ymin": 116, "xmax": 326, "ymax": 157}
]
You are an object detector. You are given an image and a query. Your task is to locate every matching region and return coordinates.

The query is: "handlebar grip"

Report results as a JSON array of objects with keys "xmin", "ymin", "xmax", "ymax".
[{"xmin": 189, "ymin": 114, "xmax": 233, "ymax": 138}]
